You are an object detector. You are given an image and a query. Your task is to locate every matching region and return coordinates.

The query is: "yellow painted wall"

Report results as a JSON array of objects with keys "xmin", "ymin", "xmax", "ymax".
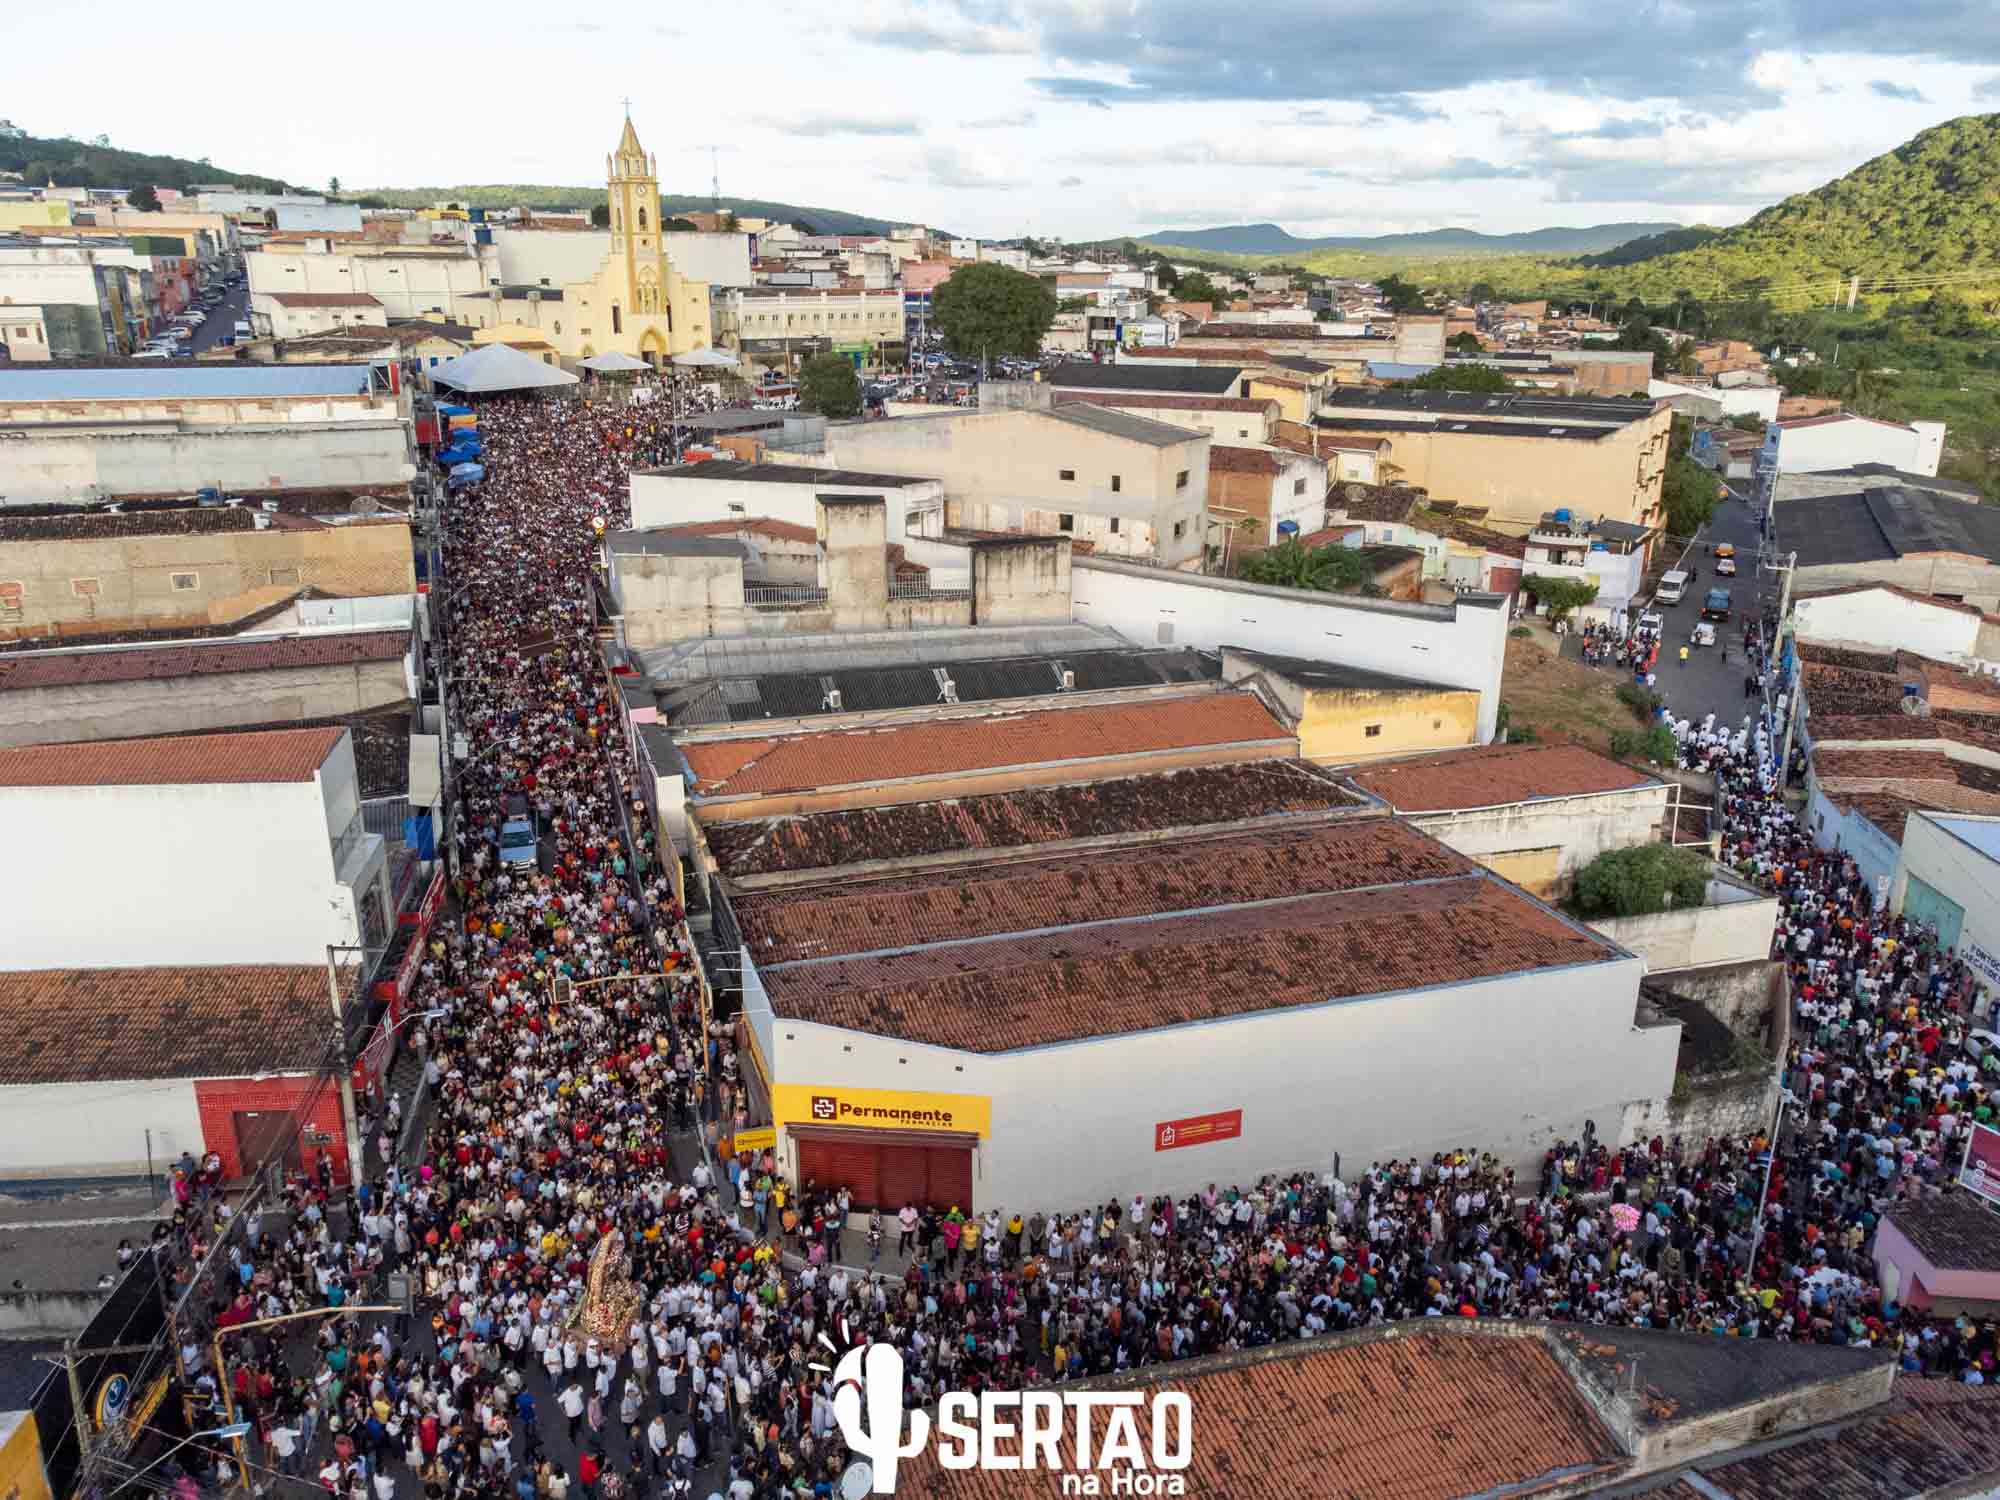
[
  {"xmin": 1299, "ymin": 686, "xmax": 1481, "ymax": 762},
  {"xmin": 0, "ymin": 1410, "xmax": 53, "ymax": 1500},
  {"xmin": 1479, "ymin": 845, "xmax": 1562, "ymax": 898},
  {"xmin": 1246, "ymin": 378, "xmax": 1311, "ymax": 425},
  {"xmin": 0, "ymin": 201, "xmax": 71, "ymax": 229}
]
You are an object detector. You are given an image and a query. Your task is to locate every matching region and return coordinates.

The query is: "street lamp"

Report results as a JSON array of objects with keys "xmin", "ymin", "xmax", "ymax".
[{"xmin": 1745, "ymin": 1087, "xmax": 1798, "ymax": 1274}]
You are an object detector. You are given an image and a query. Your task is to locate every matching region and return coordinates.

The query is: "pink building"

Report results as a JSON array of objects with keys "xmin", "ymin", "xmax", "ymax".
[{"xmin": 1873, "ymin": 1194, "xmax": 2000, "ymax": 1316}]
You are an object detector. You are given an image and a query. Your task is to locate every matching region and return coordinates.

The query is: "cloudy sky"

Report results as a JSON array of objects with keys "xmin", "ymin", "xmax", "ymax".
[{"xmin": 12, "ymin": 0, "xmax": 2000, "ymax": 239}]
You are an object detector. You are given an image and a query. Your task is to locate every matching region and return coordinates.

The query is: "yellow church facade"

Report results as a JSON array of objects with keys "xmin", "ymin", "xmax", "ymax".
[{"xmin": 485, "ymin": 116, "xmax": 712, "ymax": 368}]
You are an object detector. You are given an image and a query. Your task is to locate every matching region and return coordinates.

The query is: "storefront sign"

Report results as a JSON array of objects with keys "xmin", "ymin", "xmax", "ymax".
[
  {"xmin": 728, "ymin": 1127, "xmax": 777, "ymax": 1156},
  {"xmin": 1961, "ymin": 1123, "xmax": 2000, "ymax": 1207},
  {"xmin": 1155, "ymin": 1108, "xmax": 1243, "ymax": 1152},
  {"xmin": 1965, "ymin": 939, "xmax": 2000, "ymax": 991},
  {"xmin": 772, "ymin": 1083, "xmax": 990, "ymax": 1137},
  {"xmin": 352, "ymin": 1020, "xmax": 395, "ymax": 1101}
]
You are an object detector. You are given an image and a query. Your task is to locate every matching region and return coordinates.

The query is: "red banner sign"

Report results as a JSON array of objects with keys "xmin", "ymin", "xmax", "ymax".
[
  {"xmin": 417, "ymin": 867, "xmax": 447, "ymax": 931},
  {"xmin": 1962, "ymin": 1123, "xmax": 2000, "ymax": 1207},
  {"xmin": 1155, "ymin": 1109, "xmax": 1243, "ymax": 1152},
  {"xmin": 352, "ymin": 1021, "xmax": 394, "ymax": 1101}
]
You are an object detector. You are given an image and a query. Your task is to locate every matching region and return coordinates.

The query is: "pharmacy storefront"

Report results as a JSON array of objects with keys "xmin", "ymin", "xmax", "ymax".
[{"xmin": 771, "ymin": 1082, "xmax": 990, "ymax": 1213}]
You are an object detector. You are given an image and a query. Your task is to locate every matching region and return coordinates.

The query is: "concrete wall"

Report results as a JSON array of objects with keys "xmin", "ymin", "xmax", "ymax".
[
  {"xmin": 628, "ymin": 472, "xmax": 948, "ymax": 560},
  {"xmin": 971, "ymin": 539, "xmax": 1071, "ymax": 626},
  {"xmin": 1081, "ymin": 402, "xmax": 1277, "ymax": 446},
  {"xmin": 0, "ymin": 1077, "xmax": 203, "ymax": 1179},
  {"xmin": 0, "ymin": 422, "xmax": 412, "ymax": 504},
  {"xmin": 0, "ymin": 652, "xmax": 409, "ymax": 748},
  {"xmin": 612, "ymin": 550, "xmax": 750, "ymax": 649},
  {"xmin": 1793, "ymin": 557, "xmax": 2000, "ymax": 615},
  {"xmin": 1767, "ymin": 416, "xmax": 1943, "ymax": 478},
  {"xmin": 824, "ymin": 410, "xmax": 1211, "ymax": 569},
  {"xmin": 1409, "ymin": 784, "xmax": 1672, "ymax": 895},
  {"xmin": 0, "ymin": 520, "xmax": 416, "ymax": 634},
  {"xmin": 1072, "ymin": 558, "xmax": 1510, "ymax": 743},
  {"xmin": 1651, "ymin": 959, "xmax": 1788, "ymax": 1049},
  {"xmin": 249, "ymin": 248, "xmax": 489, "ymax": 323},
  {"xmin": 1224, "ymin": 651, "xmax": 1479, "ymax": 761},
  {"xmin": 756, "ymin": 945, "xmax": 1670, "ymax": 1214},
  {"xmin": 1589, "ymin": 879, "xmax": 1778, "ymax": 972},
  {"xmin": 1807, "ymin": 783, "xmax": 1907, "ymax": 902},
  {"xmin": 1794, "ymin": 589, "xmax": 1985, "ymax": 664},
  {"xmin": 0, "ymin": 1287, "xmax": 109, "ymax": 1334},
  {"xmin": 0, "ymin": 773, "xmax": 358, "ymax": 969}
]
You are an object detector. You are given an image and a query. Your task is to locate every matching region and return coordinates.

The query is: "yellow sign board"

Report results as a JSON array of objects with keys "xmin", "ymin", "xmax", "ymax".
[
  {"xmin": 771, "ymin": 1083, "xmax": 990, "ymax": 1138},
  {"xmin": 728, "ymin": 1127, "xmax": 777, "ymax": 1156}
]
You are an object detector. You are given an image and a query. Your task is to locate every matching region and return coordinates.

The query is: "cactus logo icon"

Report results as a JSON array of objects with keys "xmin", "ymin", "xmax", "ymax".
[{"xmin": 828, "ymin": 1341, "xmax": 929, "ymax": 1494}]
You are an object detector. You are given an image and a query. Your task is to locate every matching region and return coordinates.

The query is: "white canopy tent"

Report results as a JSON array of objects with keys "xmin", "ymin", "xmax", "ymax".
[
  {"xmin": 576, "ymin": 351, "xmax": 652, "ymax": 373},
  {"xmin": 430, "ymin": 343, "xmax": 580, "ymax": 393},
  {"xmin": 672, "ymin": 347, "xmax": 740, "ymax": 369}
]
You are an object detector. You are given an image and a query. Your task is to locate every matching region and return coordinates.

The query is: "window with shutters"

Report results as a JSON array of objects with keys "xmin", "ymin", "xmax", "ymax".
[{"xmin": 171, "ymin": 572, "xmax": 199, "ymax": 591}]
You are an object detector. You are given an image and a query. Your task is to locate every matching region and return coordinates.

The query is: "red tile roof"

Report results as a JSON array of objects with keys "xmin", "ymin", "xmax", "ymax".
[
  {"xmin": 0, "ymin": 965, "xmax": 338, "ymax": 1083},
  {"xmin": 1806, "ymin": 715, "xmax": 1944, "ymax": 743},
  {"xmin": 1695, "ymin": 1381, "xmax": 2000, "ymax": 1500},
  {"xmin": 762, "ymin": 871, "xmax": 1613, "ymax": 1050},
  {"xmin": 736, "ymin": 819, "xmax": 1459, "ymax": 962},
  {"xmin": 1345, "ymin": 743, "xmax": 1658, "ymax": 812},
  {"xmin": 0, "ymin": 725, "xmax": 344, "ymax": 787},
  {"xmin": 893, "ymin": 1327, "xmax": 1624, "ymax": 1500},
  {"xmin": 267, "ymin": 292, "xmax": 384, "ymax": 308},
  {"xmin": 1208, "ymin": 445, "xmax": 1282, "ymax": 475},
  {"xmin": 704, "ymin": 760, "xmax": 1360, "ymax": 877},
  {"xmin": 0, "ymin": 630, "xmax": 408, "ymax": 692},
  {"xmin": 647, "ymin": 517, "xmax": 819, "ymax": 545},
  {"xmin": 684, "ymin": 693, "xmax": 1292, "ymax": 799},
  {"xmin": 1813, "ymin": 747, "xmax": 1965, "ymax": 783},
  {"xmin": 1884, "ymin": 1193, "xmax": 2000, "ymax": 1271}
]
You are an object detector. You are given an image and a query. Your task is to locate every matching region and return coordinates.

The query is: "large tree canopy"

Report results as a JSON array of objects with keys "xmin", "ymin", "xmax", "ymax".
[
  {"xmin": 797, "ymin": 353, "xmax": 861, "ymax": 418},
  {"xmin": 930, "ymin": 262, "xmax": 1057, "ymax": 365}
]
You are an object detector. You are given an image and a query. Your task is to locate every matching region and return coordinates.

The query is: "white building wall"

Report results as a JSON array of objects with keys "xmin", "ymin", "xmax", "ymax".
[
  {"xmin": 0, "ymin": 422, "xmax": 413, "ymax": 503},
  {"xmin": 249, "ymin": 250, "xmax": 489, "ymax": 323},
  {"xmin": 0, "ymin": 777, "xmax": 355, "ymax": 969},
  {"xmin": 1794, "ymin": 589, "xmax": 1982, "ymax": 664},
  {"xmin": 482, "ymin": 229, "xmax": 612, "ymax": 289},
  {"xmin": 659, "ymin": 233, "xmax": 755, "ymax": 287},
  {"xmin": 274, "ymin": 203, "xmax": 363, "ymax": 233},
  {"xmin": 628, "ymin": 473, "xmax": 947, "ymax": 552},
  {"xmin": 1411, "ymin": 785, "xmax": 1671, "ymax": 888},
  {"xmin": 1893, "ymin": 813, "xmax": 2000, "ymax": 997},
  {"xmin": 1649, "ymin": 380, "xmax": 1780, "ymax": 422},
  {"xmin": 1766, "ymin": 416, "xmax": 1943, "ymax": 479},
  {"xmin": 1070, "ymin": 558, "xmax": 1509, "ymax": 743},
  {"xmin": 1807, "ymin": 784, "xmax": 1904, "ymax": 902},
  {"xmin": 0, "ymin": 1078, "xmax": 203, "ymax": 1179},
  {"xmin": 764, "ymin": 949, "xmax": 1670, "ymax": 1213}
]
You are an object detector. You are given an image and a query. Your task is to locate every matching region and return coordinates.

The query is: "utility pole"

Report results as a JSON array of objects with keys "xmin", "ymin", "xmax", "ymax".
[
  {"xmin": 1846, "ymin": 274, "xmax": 1860, "ymax": 312},
  {"xmin": 326, "ymin": 946, "xmax": 365, "ymax": 1190}
]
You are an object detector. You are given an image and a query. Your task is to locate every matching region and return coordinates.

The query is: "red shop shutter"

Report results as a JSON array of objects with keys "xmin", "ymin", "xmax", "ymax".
[
  {"xmin": 877, "ymin": 1143, "xmax": 931, "ymax": 1214},
  {"xmin": 927, "ymin": 1145, "xmax": 974, "ymax": 1217},
  {"xmin": 797, "ymin": 1134, "xmax": 880, "ymax": 1207}
]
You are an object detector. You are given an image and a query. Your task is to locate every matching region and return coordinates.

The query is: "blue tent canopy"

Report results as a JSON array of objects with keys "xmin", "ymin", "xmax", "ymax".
[{"xmin": 437, "ymin": 403, "xmax": 472, "ymax": 417}]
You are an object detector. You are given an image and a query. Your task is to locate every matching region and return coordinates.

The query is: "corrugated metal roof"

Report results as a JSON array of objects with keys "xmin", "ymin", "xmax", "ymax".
[{"xmin": 0, "ymin": 364, "xmax": 377, "ymax": 402}]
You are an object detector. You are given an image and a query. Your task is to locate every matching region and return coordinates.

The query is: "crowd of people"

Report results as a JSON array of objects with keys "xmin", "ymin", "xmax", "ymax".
[{"xmin": 156, "ymin": 390, "xmax": 2000, "ymax": 1500}]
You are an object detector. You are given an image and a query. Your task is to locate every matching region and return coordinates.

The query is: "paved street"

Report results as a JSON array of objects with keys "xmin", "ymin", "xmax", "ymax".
[
  {"xmin": 182, "ymin": 277, "xmax": 248, "ymax": 354},
  {"xmin": 1563, "ymin": 484, "xmax": 1778, "ymax": 735}
]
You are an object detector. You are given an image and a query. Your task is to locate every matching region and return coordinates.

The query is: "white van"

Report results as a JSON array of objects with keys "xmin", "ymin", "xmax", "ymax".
[
  {"xmin": 233, "ymin": 320, "xmax": 252, "ymax": 339},
  {"xmin": 1655, "ymin": 570, "xmax": 1690, "ymax": 605}
]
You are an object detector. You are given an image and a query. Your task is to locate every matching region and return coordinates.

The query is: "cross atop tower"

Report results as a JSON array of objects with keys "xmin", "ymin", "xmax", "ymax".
[{"xmin": 621, "ymin": 96, "xmax": 632, "ymax": 117}]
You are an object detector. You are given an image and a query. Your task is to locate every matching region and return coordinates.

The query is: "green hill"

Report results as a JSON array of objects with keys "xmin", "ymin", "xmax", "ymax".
[
  {"xmin": 1559, "ymin": 113, "xmax": 2000, "ymax": 300},
  {"xmin": 347, "ymin": 184, "xmax": 909, "ymax": 237},
  {"xmin": 0, "ymin": 126, "xmax": 301, "ymax": 195}
]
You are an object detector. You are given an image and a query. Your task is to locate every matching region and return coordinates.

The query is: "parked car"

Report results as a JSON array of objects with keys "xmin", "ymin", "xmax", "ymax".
[
  {"xmin": 1701, "ymin": 588, "xmax": 1733, "ymax": 621},
  {"xmin": 1655, "ymin": 569, "xmax": 1689, "ymax": 605}
]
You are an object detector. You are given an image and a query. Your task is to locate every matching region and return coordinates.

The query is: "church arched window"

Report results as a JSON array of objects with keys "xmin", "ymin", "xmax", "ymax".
[{"xmin": 638, "ymin": 208, "xmax": 647, "ymax": 230}]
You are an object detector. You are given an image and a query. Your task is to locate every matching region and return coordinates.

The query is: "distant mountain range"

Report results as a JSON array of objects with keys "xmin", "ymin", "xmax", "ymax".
[
  {"xmin": 1143, "ymin": 221, "xmax": 1683, "ymax": 258},
  {"xmin": 347, "ymin": 185, "xmax": 909, "ymax": 238}
]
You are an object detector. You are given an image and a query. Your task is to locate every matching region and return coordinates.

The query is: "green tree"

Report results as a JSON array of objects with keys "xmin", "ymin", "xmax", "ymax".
[
  {"xmin": 798, "ymin": 353, "xmax": 862, "ymax": 418},
  {"xmin": 1377, "ymin": 273, "xmax": 1426, "ymax": 312},
  {"xmin": 1466, "ymin": 280, "xmax": 1499, "ymax": 303},
  {"xmin": 1447, "ymin": 330, "xmax": 1484, "ymax": 353},
  {"xmin": 1573, "ymin": 844, "xmax": 1711, "ymax": 917},
  {"xmin": 328, "ymin": 175, "xmax": 341, "ymax": 196},
  {"xmin": 1523, "ymin": 574, "xmax": 1599, "ymax": 624},
  {"xmin": 1174, "ymin": 271, "xmax": 1222, "ymax": 306},
  {"xmin": 1151, "ymin": 256, "xmax": 1180, "ymax": 292},
  {"xmin": 930, "ymin": 261, "xmax": 1057, "ymax": 366},
  {"xmin": 126, "ymin": 182, "xmax": 161, "ymax": 211},
  {"xmin": 1404, "ymin": 364, "xmax": 1509, "ymax": 393},
  {"xmin": 590, "ymin": 203, "xmax": 611, "ymax": 228},
  {"xmin": 1661, "ymin": 454, "xmax": 1720, "ymax": 535},
  {"xmin": 1239, "ymin": 541, "xmax": 1373, "ymax": 593}
]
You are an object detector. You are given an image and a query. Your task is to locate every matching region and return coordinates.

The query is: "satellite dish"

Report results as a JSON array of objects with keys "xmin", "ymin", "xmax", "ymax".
[{"xmin": 839, "ymin": 1461, "xmax": 874, "ymax": 1500}]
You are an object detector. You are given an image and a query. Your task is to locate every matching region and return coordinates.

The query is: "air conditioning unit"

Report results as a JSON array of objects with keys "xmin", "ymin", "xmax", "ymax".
[
  {"xmin": 823, "ymin": 688, "xmax": 843, "ymax": 712},
  {"xmin": 1061, "ymin": 670, "xmax": 1075, "ymax": 691}
]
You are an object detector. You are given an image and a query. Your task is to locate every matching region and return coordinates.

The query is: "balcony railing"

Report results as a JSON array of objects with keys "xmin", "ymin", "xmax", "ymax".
[
  {"xmin": 744, "ymin": 585, "xmax": 829, "ymax": 608},
  {"xmin": 889, "ymin": 581, "xmax": 971, "ymax": 601}
]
